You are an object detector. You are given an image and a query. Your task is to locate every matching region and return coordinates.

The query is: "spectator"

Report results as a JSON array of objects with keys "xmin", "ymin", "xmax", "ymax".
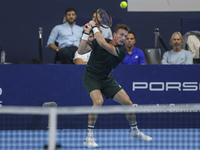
[
  {"xmin": 47, "ymin": 8, "xmax": 83, "ymax": 64},
  {"xmin": 74, "ymin": 30, "xmax": 94, "ymax": 65},
  {"xmin": 161, "ymin": 32, "xmax": 193, "ymax": 64},
  {"xmin": 121, "ymin": 31, "xmax": 146, "ymax": 65},
  {"xmin": 182, "ymin": 31, "xmax": 200, "ymax": 61}
]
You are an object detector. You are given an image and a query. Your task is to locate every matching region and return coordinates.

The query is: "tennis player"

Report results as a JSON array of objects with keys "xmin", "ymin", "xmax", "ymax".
[{"xmin": 78, "ymin": 20, "xmax": 152, "ymax": 148}]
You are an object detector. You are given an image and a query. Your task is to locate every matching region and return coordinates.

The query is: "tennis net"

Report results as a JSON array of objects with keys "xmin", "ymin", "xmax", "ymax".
[{"xmin": 0, "ymin": 103, "xmax": 199, "ymax": 150}]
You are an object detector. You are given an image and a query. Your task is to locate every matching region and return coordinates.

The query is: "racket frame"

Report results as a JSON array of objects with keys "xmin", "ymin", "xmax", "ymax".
[{"xmin": 95, "ymin": 8, "xmax": 112, "ymax": 29}]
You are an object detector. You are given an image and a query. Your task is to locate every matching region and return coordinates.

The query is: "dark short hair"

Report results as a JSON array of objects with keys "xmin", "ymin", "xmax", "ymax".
[
  {"xmin": 89, "ymin": 30, "xmax": 94, "ymax": 35},
  {"xmin": 65, "ymin": 8, "xmax": 77, "ymax": 15},
  {"xmin": 128, "ymin": 31, "xmax": 136, "ymax": 38},
  {"xmin": 113, "ymin": 24, "xmax": 130, "ymax": 33}
]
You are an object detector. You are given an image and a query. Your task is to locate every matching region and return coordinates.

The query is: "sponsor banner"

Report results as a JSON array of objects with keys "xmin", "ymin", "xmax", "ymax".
[
  {"xmin": 114, "ymin": 65, "xmax": 200, "ymax": 105},
  {"xmin": 0, "ymin": 65, "xmax": 199, "ymax": 107},
  {"xmin": 0, "ymin": 65, "xmax": 199, "ymax": 129}
]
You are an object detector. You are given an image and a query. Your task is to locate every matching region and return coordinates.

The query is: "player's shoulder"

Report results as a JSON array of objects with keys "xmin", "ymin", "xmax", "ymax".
[
  {"xmin": 116, "ymin": 45, "xmax": 126, "ymax": 55},
  {"xmin": 88, "ymin": 39, "xmax": 97, "ymax": 48},
  {"xmin": 105, "ymin": 39, "xmax": 111, "ymax": 43},
  {"xmin": 92, "ymin": 39, "xmax": 111, "ymax": 46},
  {"xmin": 90, "ymin": 38, "xmax": 97, "ymax": 44}
]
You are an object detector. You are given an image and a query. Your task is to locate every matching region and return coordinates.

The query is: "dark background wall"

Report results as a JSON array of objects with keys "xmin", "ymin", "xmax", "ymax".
[{"xmin": 0, "ymin": 0, "xmax": 200, "ymax": 64}]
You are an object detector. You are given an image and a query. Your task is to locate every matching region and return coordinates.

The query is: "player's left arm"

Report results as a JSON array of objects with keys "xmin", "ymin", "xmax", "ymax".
[
  {"xmin": 95, "ymin": 32, "xmax": 118, "ymax": 56},
  {"xmin": 89, "ymin": 20, "xmax": 118, "ymax": 57}
]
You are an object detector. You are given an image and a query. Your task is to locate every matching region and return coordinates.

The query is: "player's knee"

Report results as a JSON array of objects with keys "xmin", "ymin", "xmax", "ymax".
[
  {"xmin": 124, "ymin": 97, "xmax": 133, "ymax": 105},
  {"xmin": 93, "ymin": 98, "xmax": 104, "ymax": 106}
]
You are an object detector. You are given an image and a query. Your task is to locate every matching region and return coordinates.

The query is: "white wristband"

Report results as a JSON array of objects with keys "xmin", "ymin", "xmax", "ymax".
[
  {"xmin": 81, "ymin": 33, "xmax": 89, "ymax": 41},
  {"xmin": 92, "ymin": 27, "xmax": 100, "ymax": 35}
]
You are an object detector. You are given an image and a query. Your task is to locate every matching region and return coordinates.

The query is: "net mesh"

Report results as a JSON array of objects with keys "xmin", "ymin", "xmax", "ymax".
[
  {"xmin": 0, "ymin": 114, "xmax": 49, "ymax": 150},
  {"xmin": 0, "ymin": 104, "xmax": 199, "ymax": 150}
]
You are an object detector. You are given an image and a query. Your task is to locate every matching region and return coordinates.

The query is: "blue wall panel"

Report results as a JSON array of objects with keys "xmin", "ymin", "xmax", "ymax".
[{"xmin": 0, "ymin": 65, "xmax": 199, "ymax": 130}]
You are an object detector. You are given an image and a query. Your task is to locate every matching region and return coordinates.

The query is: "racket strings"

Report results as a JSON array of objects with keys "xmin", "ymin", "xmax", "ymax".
[{"xmin": 97, "ymin": 9, "xmax": 112, "ymax": 28}]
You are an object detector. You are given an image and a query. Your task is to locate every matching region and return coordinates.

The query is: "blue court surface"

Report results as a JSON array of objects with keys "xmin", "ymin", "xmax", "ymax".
[{"xmin": 0, "ymin": 129, "xmax": 199, "ymax": 150}]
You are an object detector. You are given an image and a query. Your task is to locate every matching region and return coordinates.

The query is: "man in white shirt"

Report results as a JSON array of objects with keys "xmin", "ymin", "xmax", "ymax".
[
  {"xmin": 161, "ymin": 32, "xmax": 193, "ymax": 64},
  {"xmin": 187, "ymin": 35, "xmax": 200, "ymax": 59}
]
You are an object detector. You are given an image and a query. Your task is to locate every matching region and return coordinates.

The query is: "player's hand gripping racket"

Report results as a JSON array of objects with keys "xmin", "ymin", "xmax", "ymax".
[{"xmin": 85, "ymin": 8, "xmax": 112, "ymax": 29}]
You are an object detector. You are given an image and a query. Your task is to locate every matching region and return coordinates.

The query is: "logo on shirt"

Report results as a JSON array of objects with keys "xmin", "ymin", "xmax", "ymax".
[{"xmin": 135, "ymin": 55, "xmax": 138, "ymax": 58}]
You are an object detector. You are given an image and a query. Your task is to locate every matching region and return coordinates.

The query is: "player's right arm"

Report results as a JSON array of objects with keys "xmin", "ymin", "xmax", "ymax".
[{"xmin": 78, "ymin": 24, "xmax": 92, "ymax": 55}]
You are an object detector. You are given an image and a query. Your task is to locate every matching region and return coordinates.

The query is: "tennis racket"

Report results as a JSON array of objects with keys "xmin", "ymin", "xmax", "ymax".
[{"xmin": 85, "ymin": 8, "xmax": 112, "ymax": 29}]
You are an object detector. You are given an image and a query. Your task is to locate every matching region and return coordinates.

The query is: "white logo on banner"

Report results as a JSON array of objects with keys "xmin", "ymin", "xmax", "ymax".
[{"xmin": 132, "ymin": 82, "xmax": 199, "ymax": 91}]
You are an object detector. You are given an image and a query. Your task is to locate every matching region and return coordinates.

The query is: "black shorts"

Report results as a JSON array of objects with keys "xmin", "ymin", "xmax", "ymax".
[{"xmin": 83, "ymin": 71, "xmax": 123, "ymax": 99}]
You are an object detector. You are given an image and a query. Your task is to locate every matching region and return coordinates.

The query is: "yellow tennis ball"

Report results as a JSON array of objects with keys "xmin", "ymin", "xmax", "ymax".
[{"xmin": 120, "ymin": 1, "xmax": 127, "ymax": 9}]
